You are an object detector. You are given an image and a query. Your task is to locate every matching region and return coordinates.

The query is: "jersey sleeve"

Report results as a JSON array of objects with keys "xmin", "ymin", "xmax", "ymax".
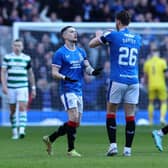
[
  {"xmin": 100, "ymin": 31, "xmax": 116, "ymax": 44},
  {"xmin": 52, "ymin": 51, "xmax": 63, "ymax": 68},
  {"xmin": 1, "ymin": 55, "xmax": 8, "ymax": 68},
  {"xmin": 27, "ymin": 59, "xmax": 32, "ymax": 69}
]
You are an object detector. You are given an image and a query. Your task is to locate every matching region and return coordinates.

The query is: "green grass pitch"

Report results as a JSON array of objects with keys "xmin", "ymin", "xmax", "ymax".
[{"xmin": 0, "ymin": 126, "xmax": 168, "ymax": 168}]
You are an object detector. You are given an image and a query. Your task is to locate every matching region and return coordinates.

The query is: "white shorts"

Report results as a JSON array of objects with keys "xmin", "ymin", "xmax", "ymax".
[
  {"xmin": 107, "ymin": 81, "xmax": 139, "ymax": 104},
  {"xmin": 8, "ymin": 87, "xmax": 29, "ymax": 104},
  {"xmin": 61, "ymin": 92, "xmax": 83, "ymax": 113}
]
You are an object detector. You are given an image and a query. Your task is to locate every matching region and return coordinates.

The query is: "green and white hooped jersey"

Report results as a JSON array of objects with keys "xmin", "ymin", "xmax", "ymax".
[{"xmin": 2, "ymin": 52, "xmax": 31, "ymax": 88}]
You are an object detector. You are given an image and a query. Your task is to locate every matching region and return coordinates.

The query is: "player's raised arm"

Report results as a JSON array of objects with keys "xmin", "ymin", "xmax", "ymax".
[{"xmin": 89, "ymin": 30, "xmax": 103, "ymax": 48}]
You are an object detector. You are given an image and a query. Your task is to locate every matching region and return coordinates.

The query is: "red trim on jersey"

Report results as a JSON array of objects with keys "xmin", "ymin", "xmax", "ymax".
[
  {"xmin": 68, "ymin": 121, "xmax": 78, "ymax": 127},
  {"xmin": 107, "ymin": 114, "xmax": 116, "ymax": 119},
  {"xmin": 126, "ymin": 116, "xmax": 135, "ymax": 122}
]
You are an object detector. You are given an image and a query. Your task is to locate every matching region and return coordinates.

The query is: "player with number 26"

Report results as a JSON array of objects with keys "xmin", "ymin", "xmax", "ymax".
[{"xmin": 89, "ymin": 10, "xmax": 142, "ymax": 157}]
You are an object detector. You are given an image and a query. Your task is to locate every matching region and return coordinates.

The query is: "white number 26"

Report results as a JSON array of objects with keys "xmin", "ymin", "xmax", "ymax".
[{"xmin": 118, "ymin": 47, "xmax": 138, "ymax": 66}]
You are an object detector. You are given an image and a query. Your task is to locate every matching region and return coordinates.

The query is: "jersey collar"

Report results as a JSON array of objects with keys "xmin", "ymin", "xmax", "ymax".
[
  {"xmin": 119, "ymin": 27, "xmax": 128, "ymax": 32},
  {"xmin": 64, "ymin": 44, "xmax": 76, "ymax": 51},
  {"xmin": 12, "ymin": 52, "xmax": 23, "ymax": 57}
]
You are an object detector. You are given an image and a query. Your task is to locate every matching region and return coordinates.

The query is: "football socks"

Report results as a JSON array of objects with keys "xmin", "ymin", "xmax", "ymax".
[
  {"xmin": 106, "ymin": 114, "xmax": 116, "ymax": 143},
  {"xmin": 49, "ymin": 122, "xmax": 68, "ymax": 142},
  {"xmin": 125, "ymin": 116, "xmax": 135, "ymax": 147}
]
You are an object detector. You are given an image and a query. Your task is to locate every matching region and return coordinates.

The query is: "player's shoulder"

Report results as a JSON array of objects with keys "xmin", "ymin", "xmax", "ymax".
[
  {"xmin": 53, "ymin": 46, "xmax": 65, "ymax": 59},
  {"xmin": 76, "ymin": 46, "xmax": 86, "ymax": 53},
  {"xmin": 58, "ymin": 45, "xmax": 65, "ymax": 52},
  {"xmin": 133, "ymin": 33, "xmax": 142, "ymax": 47},
  {"xmin": 133, "ymin": 32, "xmax": 141, "ymax": 39},
  {"xmin": 104, "ymin": 29, "xmax": 117, "ymax": 36},
  {"xmin": 55, "ymin": 46, "xmax": 64, "ymax": 54},
  {"xmin": 159, "ymin": 57, "xmax": 167, "ymax": 64},
  {"xmin": 160, "ymin": 57, "xmax": 166, "ymax": 61},
  {"xmin": 129, "ymin": 31, "xmax": 142, "ymax": 42},
  {"xmin": 126, "ymin": 29, "xmax": 142, "ymax": 39},
  {"xmin": 135, "ymin": 34, "xmax": 142, "ymax": 42},
  {"xmin": 21, "ymin": 53, "xmax": 31, "ymax": 60},
  {"xmin": 4, "ymin": 53, "xmax": 13, "ymax": 59},
  {"xmin": 76, "ymin": 46, "xmax": 87, "ymax": 58}
]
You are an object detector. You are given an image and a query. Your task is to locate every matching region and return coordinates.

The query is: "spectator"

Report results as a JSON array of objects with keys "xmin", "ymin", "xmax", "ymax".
[
  {"xmin": 37, "ymin": 79, "xmax": 52, "ymax": 111},
  {"xmin": 57, "ymin": 0, "xmax": 75, "ymax": 21},
  {"xmin": 82, "ymin": 0, "xmax": 92, "ymax": 21},
  {"xmin": 135, "ymin": 0, "xmax": 150, "ymax": 15},
  {"xmin": 153, "ymin": 0, "xmax": 167, "ymax": 21},
  {"xmin": 74, "ymin": 15, "xmax": 83, "ymax": 22},
  {"xmin": 41, "ymin": 34, "xmax": 55, "ymax": 52},
  {"xmin": 160, "ymin": 36, "xmax": 168, "ymax": 59},
  {"xmin": 40, "ymin": 6, "xmax": 62, "ymax": 22}
]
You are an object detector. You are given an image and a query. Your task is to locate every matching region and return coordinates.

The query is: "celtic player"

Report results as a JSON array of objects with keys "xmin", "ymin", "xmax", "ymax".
[{"xmin": 1, "ymin": 39, "xmax": 36, "ymax": 139}]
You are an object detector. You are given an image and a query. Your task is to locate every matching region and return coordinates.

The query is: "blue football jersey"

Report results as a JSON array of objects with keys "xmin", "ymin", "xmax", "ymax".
[
  {"xmin": 101, "ymin": 28, "xmax": 142, "ymax": 84},
  {"xmin": 52, "ymin": 45, "xmax": 86, "ymax": 95}
]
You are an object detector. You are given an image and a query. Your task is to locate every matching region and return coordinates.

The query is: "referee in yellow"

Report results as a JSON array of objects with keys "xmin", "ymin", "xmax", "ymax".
[{"xmin": 144, "ymin": 46, "xmax": 167, "ymax": 125}]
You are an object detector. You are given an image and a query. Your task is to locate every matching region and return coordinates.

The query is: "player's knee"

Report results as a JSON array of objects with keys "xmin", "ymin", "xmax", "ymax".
[
  {"xmin": 125, "ymin": 111, "xmax": 135, "ymax": 117},
  {"xmin": 19, "ymin": 105, "xmax": 27, "ymax": 111},
  {"xmin": 10, "ymin": 109, "xmax": 16, "ymax": 115},
  {"xmin": 72, "ymin": 116, "xmax": 80, "ymax": 123}
]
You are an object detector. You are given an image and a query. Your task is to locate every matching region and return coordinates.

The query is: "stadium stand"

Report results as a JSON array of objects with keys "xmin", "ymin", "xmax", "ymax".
[{"xmin": 0, "ymin": 0, "xmax": 168, "ymax": 26}]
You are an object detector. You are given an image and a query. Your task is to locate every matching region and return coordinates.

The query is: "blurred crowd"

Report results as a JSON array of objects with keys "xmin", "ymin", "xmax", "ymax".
[{"xmin": 0, "ymin": 0, "xmax": 168, "ymax": 26}]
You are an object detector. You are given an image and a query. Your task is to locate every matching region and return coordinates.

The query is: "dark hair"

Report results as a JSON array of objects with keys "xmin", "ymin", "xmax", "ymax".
[
  {"xmin": 14, "ymin": 39, "xmax": 23, "ymax": 42},
  {"xmin": 60, "ymin": 26, "xmax": 73, "ymax": 37},
  {"xmin": 116, "ymin": 10, "xmax": 131, "ymax": 26}
]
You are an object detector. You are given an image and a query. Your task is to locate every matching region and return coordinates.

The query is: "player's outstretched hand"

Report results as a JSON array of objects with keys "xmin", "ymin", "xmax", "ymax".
[
  {"xmin": 95, "ymin": 30, "xmax": 103, "ymax": 37},
  {"xmin": 65, "ymin": 76, "xmax": 78, "ymax": 82},
  {"xmin": 92, "ymin": 68, "xmax": 103, "ymax": 76}
]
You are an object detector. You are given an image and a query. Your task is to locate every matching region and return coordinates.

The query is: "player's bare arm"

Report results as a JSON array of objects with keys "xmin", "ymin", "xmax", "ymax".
[
  {"xmin": 28, "ymin": 68, "xmax": 36, "ymax": 98},
  {"xmin": 1, "ymin": 67, "xmax": 8, "ymax": 94},
  {"xmin": 52, "ymin": 64, "xmax": 65, "ymax": 80},
  {"xmin": 89, "ymin": 30, "xmax": 103, "ymax": 48}
]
